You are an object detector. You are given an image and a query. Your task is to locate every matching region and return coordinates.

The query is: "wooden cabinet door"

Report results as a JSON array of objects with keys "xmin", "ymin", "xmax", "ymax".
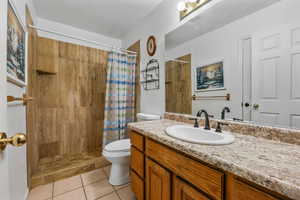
[
  {"xmin": 233, "ymin": 179, "xmax": 280, "ymax": 200},
  {"xmin": 131, "ymin": 170, "xmax": 144, "ymax": 200},
  {"xmin": 146, "ymin": 158, "xmax": 171, "ymax": 200},
  {"xmin": 173, "ymin": 176, "xmax": 210, "ymax": 200}
]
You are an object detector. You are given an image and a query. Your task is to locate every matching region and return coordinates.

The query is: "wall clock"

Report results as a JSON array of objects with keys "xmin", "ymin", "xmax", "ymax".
[{"xmin": 147, "ymin": 36, "xmax": 157, "ymax": 56}]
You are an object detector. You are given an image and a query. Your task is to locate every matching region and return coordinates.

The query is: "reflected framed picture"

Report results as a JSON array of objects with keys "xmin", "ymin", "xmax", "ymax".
[
  {"xmin": 194, "ymin": 61, "xmax": 225, "ymax": 92},
  {"xmin": 7, "ymin": 0, "xmax": 27, "ymax": 87}
]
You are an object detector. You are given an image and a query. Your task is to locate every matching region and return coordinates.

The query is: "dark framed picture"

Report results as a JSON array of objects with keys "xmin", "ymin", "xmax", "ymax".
[
  {"xmin": 195, "ymin": 61, "xmax": 225, "ymax": 92},
  {"xmin": 7, "ymin": 0, "xmax": 27, "ymax": 87}
]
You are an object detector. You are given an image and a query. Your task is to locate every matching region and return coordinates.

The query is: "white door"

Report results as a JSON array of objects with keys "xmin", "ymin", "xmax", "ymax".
[
  {"xmin": 0, "ymin": 1, "xmax": 28, "ymax": 199},
  {"xmin": 252, "ymin": 24, "xmax": 300, "ymax": 129}
]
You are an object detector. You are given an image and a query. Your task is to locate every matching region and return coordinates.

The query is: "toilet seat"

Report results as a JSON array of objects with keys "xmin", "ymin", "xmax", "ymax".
[
  {"xmin": 103, "ymin": 150, "xmax": 130, "ymax": 158},
  {"xmin": 103, "ymin": 139, "xmax": 131, "ymax": 156}
]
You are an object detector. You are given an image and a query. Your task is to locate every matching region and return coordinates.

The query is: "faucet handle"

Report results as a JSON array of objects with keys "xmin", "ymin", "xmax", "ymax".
[
  {"xmin": 189, "ymin": 118, "xmax": 199, "ymax": 128},
  {"xmin": 215, "ymin": 122, "xmax": 229, "ymax": 133}
]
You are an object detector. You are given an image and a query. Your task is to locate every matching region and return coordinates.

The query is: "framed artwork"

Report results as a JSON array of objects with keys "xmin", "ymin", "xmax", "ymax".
[
  {"xmin": 7, "ymin": 0, "xmax": 27, "ymax": 87},
  {"xmin": 147, "ymin": 36, "xmax": 156, "ymax": 56},
  {"xmin": 195, "ymin": 61, "xmax": 225, "ymax": 92}
]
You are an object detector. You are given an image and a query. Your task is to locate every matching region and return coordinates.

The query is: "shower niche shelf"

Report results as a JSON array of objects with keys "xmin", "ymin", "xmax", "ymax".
[{"xmin": 141, "ymin": 59, "xmax": 160, "ymax": 91}]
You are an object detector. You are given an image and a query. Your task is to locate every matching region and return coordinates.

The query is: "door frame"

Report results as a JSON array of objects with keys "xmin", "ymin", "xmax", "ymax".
[
  {"xmin": 239, "ymin": 35, "xmax": 253, "ymax": 121},
  {"xmin": 0, "ymin": 0, "xmax": 10, "ymax": 199}
]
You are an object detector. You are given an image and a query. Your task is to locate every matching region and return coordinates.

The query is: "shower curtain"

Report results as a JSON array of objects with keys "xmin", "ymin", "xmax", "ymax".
[{"xmin": 103, "ymin": 51, "xmax": 137, "ymax": 145}]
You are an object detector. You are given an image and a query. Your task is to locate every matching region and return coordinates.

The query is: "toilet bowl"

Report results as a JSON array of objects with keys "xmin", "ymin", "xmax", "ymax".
[
  {"xmin": 103, "ymin": 139, "xmax": 131, "ymax": 185},
  {"xmin": 103, "ymin": 113, "xmax": 161, "ymax": 186}
]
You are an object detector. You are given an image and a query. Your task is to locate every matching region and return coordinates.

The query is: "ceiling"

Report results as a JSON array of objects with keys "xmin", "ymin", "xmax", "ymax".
[
  {"xmin": 32, "ymin": 0, "xmax": 164, "ymax": 39},
  {"xmin": 166, "ymin": 0, "xmax": 280, "ymax": 50}
]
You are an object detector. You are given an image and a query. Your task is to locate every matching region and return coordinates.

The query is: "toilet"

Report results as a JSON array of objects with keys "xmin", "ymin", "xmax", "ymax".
[
  {"xmin": 103, "ymin": 113, "xmax": 161, "ymax": 186},
  {"xmin": 136, "ymin": 113, "xmax": 161, "ymax": 122}
]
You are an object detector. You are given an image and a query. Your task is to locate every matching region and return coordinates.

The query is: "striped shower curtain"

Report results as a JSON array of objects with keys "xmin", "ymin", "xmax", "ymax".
[{"xmin": 103, "ymin": 52, "xmax": 137, "ymax": 145}]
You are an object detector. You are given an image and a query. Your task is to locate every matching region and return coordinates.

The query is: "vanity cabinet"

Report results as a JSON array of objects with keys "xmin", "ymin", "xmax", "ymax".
[
  {"xmin": 130, "ymin": 131, "xmax": 145, "ymax": 200},
  {"xmin": 129, "ymin": 129, "xmax": 287, "ymax": 200},
  {"xmin": 146, "ymin": 158, "xmax": 171, "ymax": 200}
]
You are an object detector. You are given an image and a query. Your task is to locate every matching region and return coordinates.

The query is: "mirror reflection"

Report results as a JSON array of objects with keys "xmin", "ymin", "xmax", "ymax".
[{"xmin": 165, "ymin": 0, "xmax": 300, "ymax": 130}]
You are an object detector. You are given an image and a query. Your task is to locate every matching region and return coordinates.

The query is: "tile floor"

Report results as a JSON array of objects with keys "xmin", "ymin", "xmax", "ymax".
[{"xmin": 27, "ymin": 165, "xmax": 135, "ymax": 200}]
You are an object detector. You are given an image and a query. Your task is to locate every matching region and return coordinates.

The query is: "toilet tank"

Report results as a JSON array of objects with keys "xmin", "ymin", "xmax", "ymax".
[{"xmin": 137, "ymin": 113, "xmax": 161, "ymax": 122}]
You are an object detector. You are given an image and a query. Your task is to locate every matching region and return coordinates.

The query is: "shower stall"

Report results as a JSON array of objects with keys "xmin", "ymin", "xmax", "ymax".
[{"xmin": 26, "ymin": 9, "xmax": 140, "ymax": 188}]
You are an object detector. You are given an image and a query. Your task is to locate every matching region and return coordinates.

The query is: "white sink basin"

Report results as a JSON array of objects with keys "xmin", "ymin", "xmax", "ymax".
[{"xmin": 165, "ymin": 125, "xmax": 235, "ymax": 145}]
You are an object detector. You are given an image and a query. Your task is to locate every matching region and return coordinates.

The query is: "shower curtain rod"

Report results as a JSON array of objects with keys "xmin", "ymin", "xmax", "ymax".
[
  {"xmin": 166, "ymin": 58, "xmax": 190, "ymax": 64},
  {"xmin": 28, "ymin": 25, "xmax": 137, "ymax": 55}
]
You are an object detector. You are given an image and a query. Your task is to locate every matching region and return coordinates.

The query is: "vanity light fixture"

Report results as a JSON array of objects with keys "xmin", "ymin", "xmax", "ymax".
[
  {"xmin": 177, "ymin": 1, "xmax": 187, "ymax": 12},
  {"xmin": 178, "ymin": 0, "xmax": 212, "ymax": 20}
]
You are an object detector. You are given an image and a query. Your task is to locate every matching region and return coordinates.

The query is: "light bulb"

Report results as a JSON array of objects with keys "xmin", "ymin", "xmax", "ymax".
[{"xmin": 177, "ymin": 1, "xmax": 186, "ymax": 11}]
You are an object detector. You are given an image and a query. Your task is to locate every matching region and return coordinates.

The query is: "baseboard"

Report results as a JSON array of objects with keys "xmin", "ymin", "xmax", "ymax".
[{"xmin": 24, "ymin": 187, "xmax": 29, "ymax": 200}]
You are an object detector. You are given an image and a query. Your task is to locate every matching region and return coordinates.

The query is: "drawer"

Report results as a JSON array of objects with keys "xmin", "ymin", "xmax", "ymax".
[
  {"xmin": 130, "ymin": 130, "xmax": 145, "ymax": 151},
  {"xmin": 146, "ymin": 139, "xmax": 224, "ymax": 200},
  {"xmin": 131, "ymin": 170, "xmax": 144, "ymax": 200},
  {"xmin": 233, "ymin": 179, "xmax": 280, "ymax": 200},
  {"xmin": 131, "ymin": 146, "xmax": 145, "ymax": 178}
]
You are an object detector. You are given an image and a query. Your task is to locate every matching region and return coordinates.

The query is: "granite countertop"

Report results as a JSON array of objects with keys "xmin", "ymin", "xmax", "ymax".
[{"xmin": 128, "ymin": 119, "xmax": 300, "ymax": 200}]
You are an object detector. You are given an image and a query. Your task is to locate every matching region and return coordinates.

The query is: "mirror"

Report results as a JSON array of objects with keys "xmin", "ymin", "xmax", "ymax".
[{"xmin": 164, "ymin": 0, "xmax": 300, "ymax": 130}]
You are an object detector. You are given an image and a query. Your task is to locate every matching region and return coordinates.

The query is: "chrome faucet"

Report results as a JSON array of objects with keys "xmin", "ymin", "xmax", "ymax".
[
  {"xmin": 196, "ymin": 109, "xmax": 213, "ymax": 130},
  {"xmin": 221, "ymin": 107, "xmax": 230, "ymax": 120}
]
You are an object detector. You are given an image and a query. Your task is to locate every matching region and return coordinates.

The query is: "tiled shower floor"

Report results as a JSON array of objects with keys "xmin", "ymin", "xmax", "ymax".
[{"xmin": 27, "ymin": 165, "xmax": 135, "ymax": 200}]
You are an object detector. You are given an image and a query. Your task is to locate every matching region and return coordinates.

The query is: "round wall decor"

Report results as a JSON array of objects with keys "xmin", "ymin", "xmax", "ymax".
[{"xmin": 147, "ymin": 36, "xmax": 157, "ymax": 56}]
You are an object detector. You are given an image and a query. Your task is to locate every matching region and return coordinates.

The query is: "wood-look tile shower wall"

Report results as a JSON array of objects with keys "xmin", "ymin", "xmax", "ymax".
[
  {"xmin": 26, "ymin": 6, "xmax": 109, "ymax": 176},
  {"xmin": 36, "ymin": 38, "xmax": 108, "ymax": 160}
]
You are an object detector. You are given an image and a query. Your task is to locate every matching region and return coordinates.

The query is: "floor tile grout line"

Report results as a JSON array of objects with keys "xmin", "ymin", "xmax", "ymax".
[
  {"xmin": 80, "ymin": 175, "xmax": 88, "ymax": 200},
  {"xmin": 94, "ymin": 191, "xmax": 117, "ymax": 200},
  {"xmin": 51, "ymin": 182, "xmax": 54, "ymax": 199},
  {"xmin": 53, "ymin": 185, "xmax": 84, "ymax": 198},
  {"xmin": 114, "ymin": 189, "xmax": 122, "ymax": 200},
  {"xmin": 82, "ymin": 176, "xmax": 108, "ymax": 187},
  {"xmin": 81, "ymin": 171, "xmax": 109, "ymax": 188},
  {"xmin": 40, "ymin": 167, "xmax": 114, "ymax": 200}
]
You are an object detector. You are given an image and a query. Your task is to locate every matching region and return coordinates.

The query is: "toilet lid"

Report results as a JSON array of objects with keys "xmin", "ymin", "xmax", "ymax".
[
  {"xmin": 137, "ymin": 113, "xmax": 161, "ymax": 121},
  {"xmin": 104, "ymin": 139, "xmax": 131, "ymax": 152}
]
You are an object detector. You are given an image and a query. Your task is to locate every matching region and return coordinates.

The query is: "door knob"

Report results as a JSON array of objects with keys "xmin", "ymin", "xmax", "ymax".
[
  {"xmin": 0, "ymin": 132, "xmax": 26, "ymax": 152},
  {"xmin": 253, "ymin": 104, "xmax": 260, "ymax": 110}
]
